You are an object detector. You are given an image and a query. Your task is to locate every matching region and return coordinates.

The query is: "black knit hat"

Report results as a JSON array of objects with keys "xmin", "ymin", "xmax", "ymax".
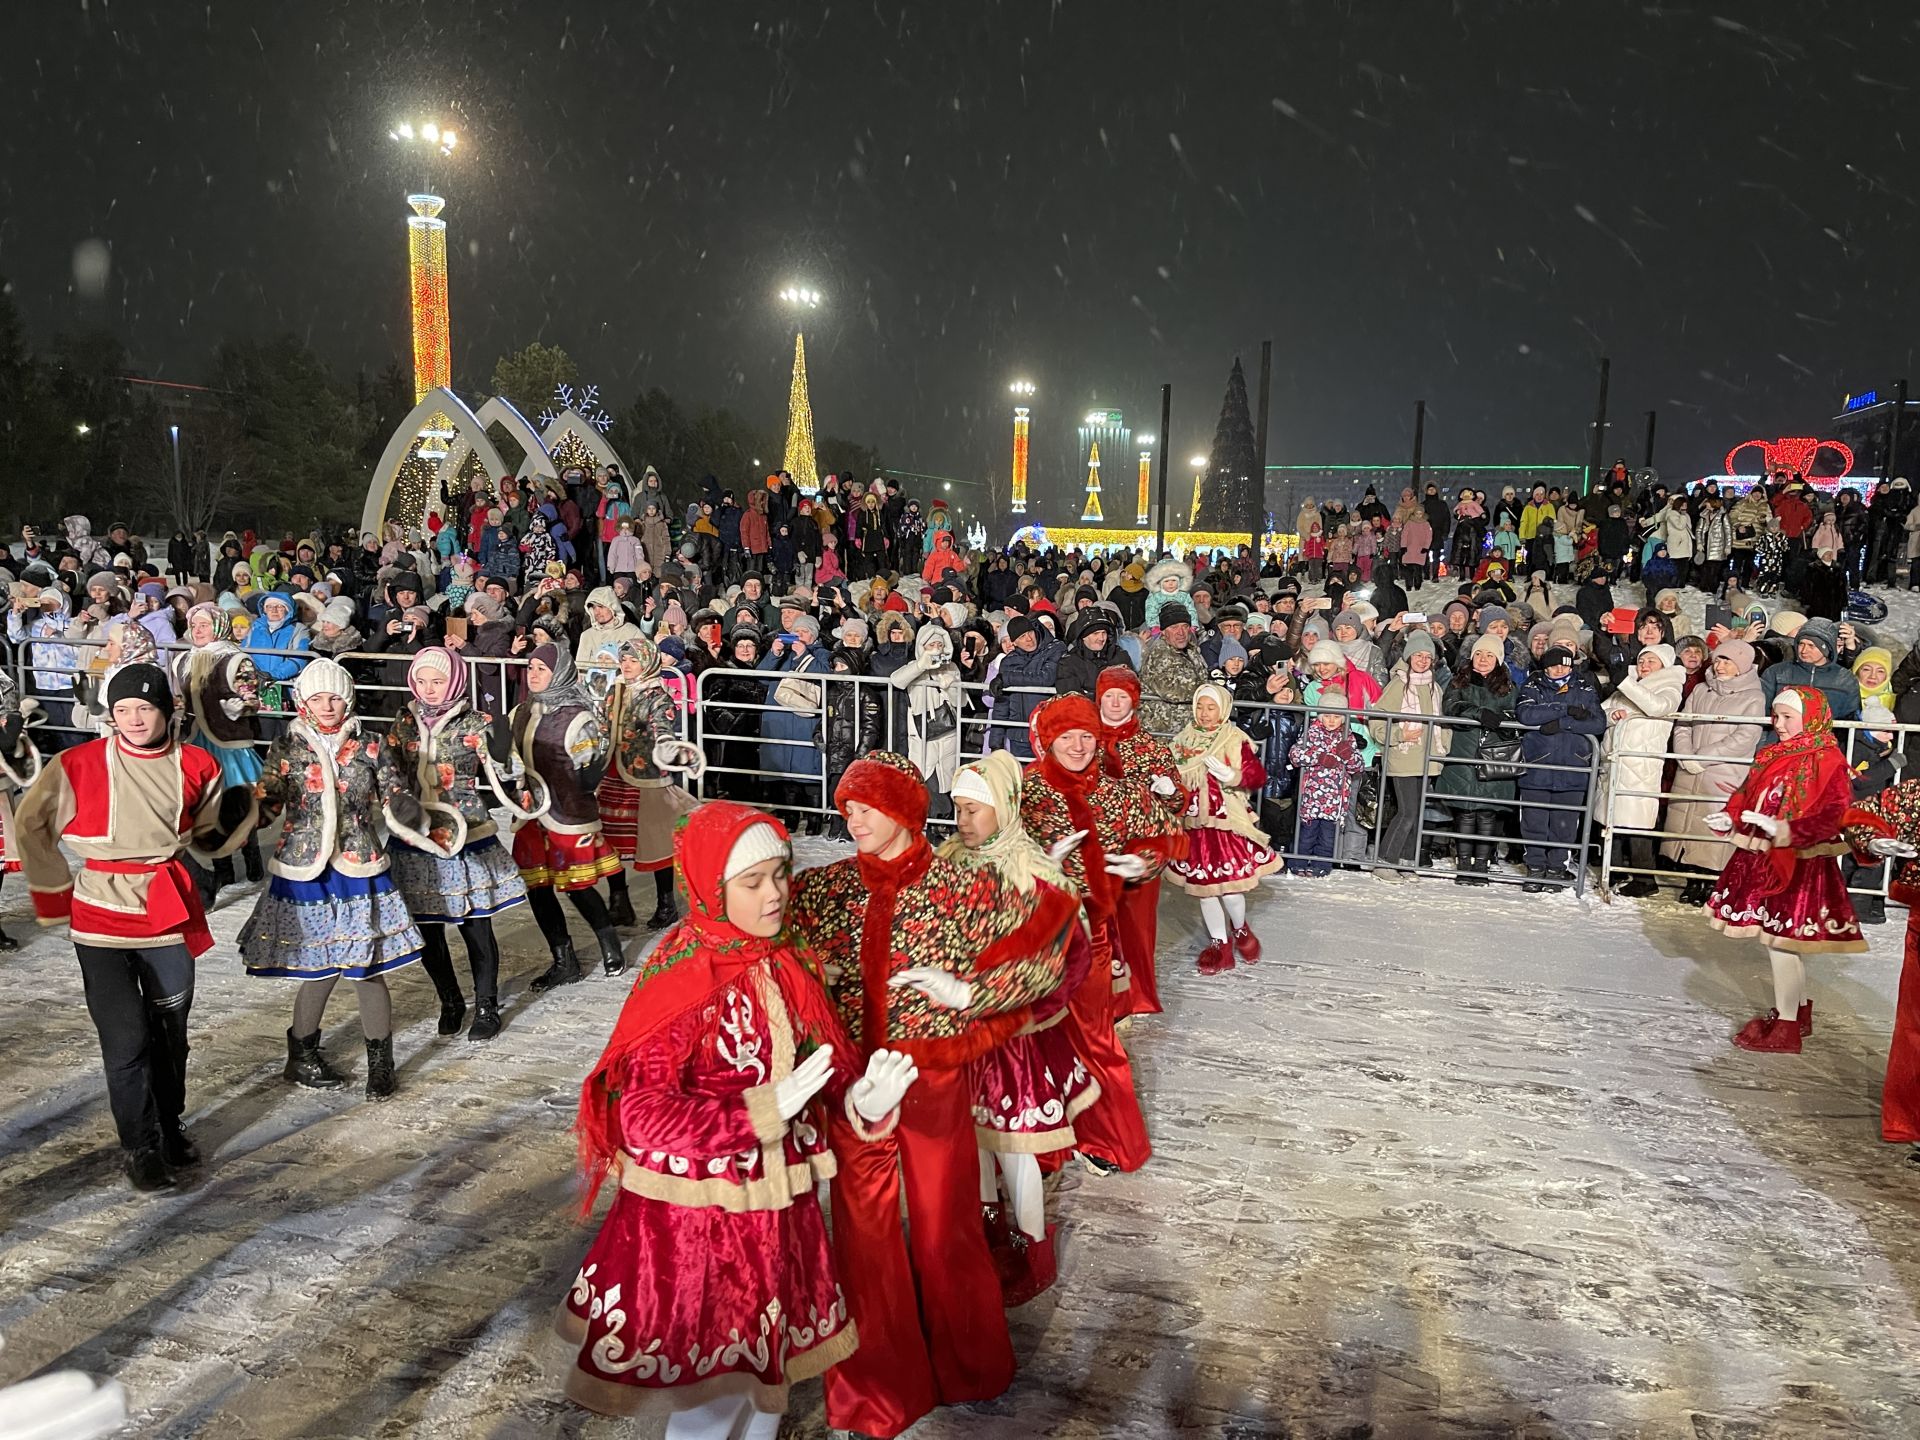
[
  {"xmin": 1159, "ymin": 601, "xmax": 1194, "ymax": 629},
  {"xmin": 106, "ymin": 663, "xmax": 175, "ymax": 723}
]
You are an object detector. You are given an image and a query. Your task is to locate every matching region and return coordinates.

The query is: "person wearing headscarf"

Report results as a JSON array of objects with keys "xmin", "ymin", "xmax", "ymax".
[
  {"xmin": 598, "ymin": 635, "xmax": 696, "ymax": 931},
  {"xmin": 238, "ymin": 658, "xmax": 429, "ymax": 1100},
  {"xmin": 942, "ymin": 750, "xmax": 1097, "ymax": 1306},
  {"xmin": 506, "ymin": 642, "xmax": 626, "ymax": 989},
  {"xmin": 1168, "ymin": 682, "xmax": 1284, "ymax": 972},
  {"xmin": 1704, "ymin": 685, "xmax": 1868, "ymax": 1054},
  {"xmin": 556, "ymin": 801, "xmax": 918, "ymax": 1435},
  {"xmin": 1839, "ymin": 771, "xmax": 1920, "ymax": 1165},
  {"xmin": 785, "ymin": 753, "xmax": 1075, "ymax": 1439},
  {"xmin": 15, "ymin": 663, "xmax": 257, "ymax": 1189},
  {"xmin": 177, "ymin": 600, "xmax": 268, "ymax": 894},
  {"xmin": 386, "ymin": 647, "xmax": 528, "ymax": 1042},
  {"xmin": 1093, "ymin": 666, "xmax": 1187, "ymax": 1017}
]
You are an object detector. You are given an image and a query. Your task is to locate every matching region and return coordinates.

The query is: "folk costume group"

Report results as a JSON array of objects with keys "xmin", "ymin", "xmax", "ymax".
[{"xmin": 11, "ymin": 641, "xmax": 1920, "ymax": 1434}]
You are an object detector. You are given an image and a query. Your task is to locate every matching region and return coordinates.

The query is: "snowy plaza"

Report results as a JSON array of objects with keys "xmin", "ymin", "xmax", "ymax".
[{"xmin": 3, "ymin": 848, "xmax": 1918, "ymax": 1438}]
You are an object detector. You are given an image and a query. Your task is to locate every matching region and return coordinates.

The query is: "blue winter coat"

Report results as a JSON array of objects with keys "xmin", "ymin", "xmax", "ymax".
[
  {"xmin": 1759, "ymin": 657, "xmax": 1862, "ymax": 722},
  {"xmin": 1514, "ymin": 668, "xmax": 1605, "ymax": 792},
  {"xmin": 988, "ymin": 638, "xmax": 1065, "ymax": 758},
  {"xmin": 250, "ymin": 592, "xmax": 311, "ymax": 684},
  {"xmin": 757, "ymin": 641, "xmax": 832, "ymax": 778}
]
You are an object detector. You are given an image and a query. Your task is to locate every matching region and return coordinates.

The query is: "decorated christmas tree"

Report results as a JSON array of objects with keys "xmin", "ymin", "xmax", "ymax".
[
  {"xmin": 782, "ymin": 333, "xmax": 819, "ymax": 493},
  {"xmin": 1081, "ymin": 440, "xmax": 1104, "ymax": 521},
  {"xmin": 1194, "ymin": 357, "xmax": 1260, "ymax": 531}
]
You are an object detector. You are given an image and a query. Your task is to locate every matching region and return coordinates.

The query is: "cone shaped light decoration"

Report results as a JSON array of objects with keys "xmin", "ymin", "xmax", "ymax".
[
  {"xmin": 1082, "ymin": 440, "xmax": 1104, "ymax": 521},
  {"xmin": 783, "ymin": 333, "xmax": 819, "ymax": 493}
]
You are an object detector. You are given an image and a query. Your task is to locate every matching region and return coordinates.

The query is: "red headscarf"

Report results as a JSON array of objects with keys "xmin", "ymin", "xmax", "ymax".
[
  {"xmin": 1738, "ymin": 685, "xmax": 1843, "ymax": 898},
  {"xmin": 573, "ymin": 801, "xmax": 849, "ymax": 1213}
]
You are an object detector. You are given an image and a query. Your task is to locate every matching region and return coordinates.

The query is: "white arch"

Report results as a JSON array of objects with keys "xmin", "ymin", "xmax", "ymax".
[
  {"xmin": 361, "ymin": 387, "xmax": 512, "ymax": 536},
  {"xmin": 533, "ymin": 407, "xmax": 633, "ymax": 484},
  {"xmin": 475, "ymin": 396, "xmax": 556, "ymax": 480}
]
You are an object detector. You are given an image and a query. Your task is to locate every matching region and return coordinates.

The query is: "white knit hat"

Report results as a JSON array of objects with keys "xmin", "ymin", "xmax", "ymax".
[
  {"xmin": 950, "ymin": 766, "xmax": 996, "ymax": 810},
  {"xmin": 1772, "ymin": 688, "xmax": 1805, "ymax": 715},
  {"xmin": 723, "ymin": 821, "xmax": 790, "ymax": 882},
  {"xmin": 294, "ymin": 656, "xmax": 355, "ymax": 708},
  {"xmin": 1307, "ymin": 640, "xmax": 1343, "ymax": 667}
]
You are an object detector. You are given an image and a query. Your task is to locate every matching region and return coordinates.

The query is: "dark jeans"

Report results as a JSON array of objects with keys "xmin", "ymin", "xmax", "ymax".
[
  {"xmin": 1296, "ymin": 817, "xmax": 1338, "ymax": 875},
  {"xmin": 1378, "ymin": 774, "xmax": 1427, "ymax": 867},
  {"xmin": 1519, "ymin": 787, "xmax": 1583, "ymax": 876},
  {"xmin": 76, "ymin": 942, "xmax": 195, "ymax": 1153}
]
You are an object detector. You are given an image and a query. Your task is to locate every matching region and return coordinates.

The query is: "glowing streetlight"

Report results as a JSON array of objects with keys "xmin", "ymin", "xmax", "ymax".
[
  {"xmin": 779, "ymin": 286, "xmax": 822, "ymax": 308},
  {"xmin": 75, "ymin": 422, "xmax": 90, "ymax": 436},
  {"xmin": 1189, "ymin": 455, "xmax": 1209, "ymax": 529},
  {"xmin": 1008, "ymin": 380, "xmax": 1035, "ymax": 514},
  {"xmin": 390, "ymin": 120, "xmax": 456, "ymax": 156}
]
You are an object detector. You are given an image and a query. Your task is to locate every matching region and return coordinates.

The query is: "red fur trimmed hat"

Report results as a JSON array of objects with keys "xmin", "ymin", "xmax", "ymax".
[
  {"xmin": 1029, "ymin": 693, "xmax": 1100, "ymax": 757},
  {"xmin": 834, "ymin": 752, "xmax": 928, "ymax": 831},
  {"xmin": 1095, "ymin": 665, "xmax": 1140, "ymax": 705}
]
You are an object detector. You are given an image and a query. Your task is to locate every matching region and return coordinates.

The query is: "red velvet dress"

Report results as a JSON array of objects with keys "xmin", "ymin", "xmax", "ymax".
[
  {"xmin": 1106, "ymin": 723, "xmax": 1189, "ymax": 1018},
  {"xmin": 1841, "ymin": 785, "xmax": 1920, "ymax": 1142},
  {"xmin": 1706, "ymin": 742, "xmax": 1866, "ymax": 955},
  {"xmin": 1168, "ymin": 739, "xmax": 1285, "ymax": 897},
  {"xmin": 556, "ymin": 968, "xmax": 856, "ymax": 1417},
  {"xmin": 970, "ymin": 923, "xmax": 1100, "ymax": 1153}
]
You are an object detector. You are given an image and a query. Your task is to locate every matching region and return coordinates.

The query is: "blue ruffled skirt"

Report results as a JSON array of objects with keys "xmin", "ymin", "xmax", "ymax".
[
  {"xmin": 239, "ymin": 866, "xmax": 425, "ymax": 981},
  {"xmin": 388, "ymin": 836, "xmax": 528, "ymax": 924}
]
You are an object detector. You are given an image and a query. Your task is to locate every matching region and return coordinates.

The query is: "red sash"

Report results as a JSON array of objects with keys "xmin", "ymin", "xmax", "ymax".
[{"xmin": 79, "ymin": 858, "xmax": 214, "ymax": 957}]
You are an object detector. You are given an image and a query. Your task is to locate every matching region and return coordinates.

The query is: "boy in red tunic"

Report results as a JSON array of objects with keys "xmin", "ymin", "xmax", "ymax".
[
  {"xmin": 1095, "ymin": 665, "xmax": 1188, "ymax": 1015},
  {"xmin": 789, "ymin": 753, "xmax": 1077, "ymax": 1440},
  {"xmin": 15, "ymin": 664, "xmax": 255, "ymax": 1190}
]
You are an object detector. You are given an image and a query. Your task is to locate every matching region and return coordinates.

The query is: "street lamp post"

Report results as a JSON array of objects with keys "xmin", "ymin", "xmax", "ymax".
[
  {"xmin": 779, "ymin": 286, "xmax": 822, "ymax": 494},
  {"xmin": 1008, "ymin": 379, "xmax": 1035, "ymax": 515},
  {"xmin": 169, "ymin": 424, "xmax": 183, "ymax": 529}
]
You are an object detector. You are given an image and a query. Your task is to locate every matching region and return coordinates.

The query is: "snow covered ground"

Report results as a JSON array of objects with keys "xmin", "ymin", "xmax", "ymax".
[{"xmin": 2, "ymin": 833, "xmax": 1919, "ymax": 1437}]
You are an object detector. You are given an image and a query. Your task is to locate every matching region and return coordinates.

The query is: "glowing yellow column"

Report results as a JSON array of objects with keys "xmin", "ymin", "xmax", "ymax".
[
  {"xmin": 783, "ymin": 333, "xmax": 819, "ymax": 493},
  {"xmin": 1011, "ymin": 406, "xmax": 1030, "ymax": 514},
  {"xmin": 1082, "ymin": 441, "xmax": 1104, "ymax": 521},
  {"xmin": 1137, "ymin": 449, "xmax": 1152, "ymax": 524},
  {"xmin": 406, "ymin": 194, "xmax": 450, "ymax": 403}
]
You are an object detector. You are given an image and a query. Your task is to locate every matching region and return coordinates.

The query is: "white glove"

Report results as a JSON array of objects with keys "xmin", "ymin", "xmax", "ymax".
[
  {"xmin": 1678, "ymin": 759, "xmax": 1705, "ymax": 775},
  {"xmin": 1104, "ymin": 853, "xmax": 1149, "ymax": 880},
  {"xmin": 889, "ymin": 966, "xmax": 973, "ymax": 1011},
  {"xmin": 1046, "ymin": 829, "xmax": 1088, "ymax": 864},
  {"xmin": 1869, "ymin": 837, "xmax": 1920, "ymax": 860},
  {"xmin": 850, "ymin": 1048, "xmax": 920, "ymax": 1122},
  {"xmin": 1204, "ymin": 754, "xmax": 1237, "ymax": 784},
  {"xmin": 1704, "ymin": 812, "xmax": 1734, "ymax": 835},
  {"xmin": 1150, "ymin": 774, "xmax": 1177, "ymax": 797},
  {"xmin": 772, "ymin": 1045, "xmax": 835, "ymax": 1122},
  {"xmin": 1740, "ymin": 809, "xmax": 1780, "ymax": 838},
  {"xmin": 219, "ymin": 696, "xmax": 246, "ymax": 720}
]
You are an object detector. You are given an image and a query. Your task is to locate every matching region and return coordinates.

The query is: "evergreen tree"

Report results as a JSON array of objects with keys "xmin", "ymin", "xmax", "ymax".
[{"xmin": 1195, "ymin": 356, "xmax": 1259, "ymax": 531}]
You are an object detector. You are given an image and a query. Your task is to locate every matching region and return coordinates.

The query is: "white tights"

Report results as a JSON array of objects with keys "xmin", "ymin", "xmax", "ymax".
[
  {"xmin": 664, "ymin": 1394, "xmax": 780, "ymax": 1440},
  {"xmin": 977, "ymin": 1148, "xmax": 1047, "ymax": 1240},
  {"xmin": 1198, "ymin": 892, "xmax": 1248, "ymax": 942},
  {"xmin": 1769, "ymin": 950, "xmax": 1807, "ymax": 1018}
]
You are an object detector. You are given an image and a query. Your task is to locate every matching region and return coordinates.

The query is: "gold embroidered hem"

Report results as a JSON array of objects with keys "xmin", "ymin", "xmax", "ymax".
[{"xmin": 614, "ymin": 1149, "xmax": 839, "ymax": 1213}]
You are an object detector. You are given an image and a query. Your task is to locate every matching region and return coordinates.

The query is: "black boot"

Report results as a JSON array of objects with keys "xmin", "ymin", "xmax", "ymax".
[
  {"xmin": 1680, "ymin": 876, "xmax": 1713, "ymax": 906},
  {"xmin": 126, "ymin": 1146, "xmax": 175, "ymax": 1192},
  {"xmin": 364, "ymin": 1037, "xmax": 396, "ymax": 1099},
  {"xmin": 212, "ymin": 854, "xmax": 236, "ymax": 894},
  {"xmin": 596, "ymin": 926, "xmax": 627, "ymax": 978},
  {"xmin": 529, "ymin": 940, "xmax": 583, "ymax": 993},
  {"xmin": 419, "ymin": 932, "xmax": 467, "ymax": 1036},
  {"xmin": 283, "ymin": 1028, "xmax": 348, "ymax": 1089},
  {"xmin": 0, "ymin": 925, "xmax": 16, "ymax": 951},
  {"xmin": 607, "ymin": 879, "xmax": 638, "ymax": 929},
  {"xmin": 242, "ymin": 841, "xmax": 264, "ymax": 883},
  {"xmin": 645, "ymin": 894, "xmax": 679, "ymax": 931},
  {"xmin": 468, "ymin": 999, "xmax": 502, "ymax": 1042},
  {"xmin": 160, "ymin": 1121, "xmax": 202, "ymax": 1169}
]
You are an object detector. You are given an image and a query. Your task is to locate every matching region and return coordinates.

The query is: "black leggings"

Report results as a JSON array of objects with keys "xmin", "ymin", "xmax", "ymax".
[
  {"xmin": 526, "ymin": 884, "xmax": 613, "ymax": 951},
  {"xmin": 76, "ymin": 943, "xmax": 194, "ymax": 1152},
  {"xmin": 417, "ymin": 919, "xmax": 502, "ymax": 1005}
]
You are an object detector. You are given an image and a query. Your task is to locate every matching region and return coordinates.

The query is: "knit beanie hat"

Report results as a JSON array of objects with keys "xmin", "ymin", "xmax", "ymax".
[
  {"xmin": 1316, "ymin": 685, "xmax": 1349, "ymax": 711},
  {"xmin": 1402, "ymin": 630, "xmax": 1437, "ymax": 661},
  {"xmin": 294, "ymin": 656, "xmax": 356, "ymax": 709},
  {"xmin": 833, "ymin": 752, "xmax": 928, "ymax": 831},
  {"xmin": 1863, "ymin": 699, "xmax": 1897, "ymax": 728},
  {"xmin": 722, "ymin": 822, "xmax": 790, "ymax": 883},
  {"xmin": 1007, "ymin": 615, "xmax": 1038, "ymax": 643},
  {"xmin": 1158, "ymin": 601, "xmax": 1194, "ymax": 629},
  {"xmin": 1471, "ymin": 634, "xmax": 1507, "ymax": 665},
  {"xmin": 1307, "ymin": 640, "xmax": 1343, "ymax": 668},
  {"xmin": 1332, "ymin": 609, "xmax": 1362, "ymax": 635},
  {"xmin": 321, "ymin": 597, "xmax": 357, "ymax": 630},
  {"xmin": 1537, "ymin": 646, "xmax": 1575, "ymax": 671},
  {"xmin": 106, "ymin": 663, "xmax": 174, "ymax": 723},
  {"xmin": 1796, "ymin": 616, "xmax": 1839, "ymax": 660},
  {"xmin": 1641, "ymin": 642, "xmax": 1676, "ymax": 669},
  {"xmin": 1478, "ymin": 605, "xmax": 1512, "ymax": 634},
  {"xmin": 1217, "ymin": 636, "xmax": 1248, "ymax": 667}
]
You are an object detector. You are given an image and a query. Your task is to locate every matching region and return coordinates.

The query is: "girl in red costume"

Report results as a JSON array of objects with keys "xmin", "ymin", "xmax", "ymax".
[
  {"xmin": 1168, "ymin": 682, "xmax": 1284, "ymax": 974},
  {"xmin": 1019, "ymin": 694, "xmax": 1183, "ymax": 1176},
  {"xmin": 1841, "ymin": 786, "xmax": 1920, "ymax": 1163},
  {"xmin": 1095, "ymin": 665, "xmax": 1187, "ymax": 1016},
  {"xmin": 1704, "ymin": 685, "xmax": 1866, "ymax": 1053},
  {"xmin": 558, "ymin": 800, "xmax": 918, "ymax": 1438}
]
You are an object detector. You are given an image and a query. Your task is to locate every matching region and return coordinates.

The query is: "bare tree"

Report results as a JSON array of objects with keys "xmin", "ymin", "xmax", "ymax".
[{"xmin": 127, "ymin": 414, "xmax": 248, "ymax": 536}]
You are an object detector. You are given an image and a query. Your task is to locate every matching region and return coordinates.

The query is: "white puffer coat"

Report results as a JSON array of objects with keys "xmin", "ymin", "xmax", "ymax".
[{"xmin": 1601, "ymin": 658, "xmax": 1687, "ymax": 831}]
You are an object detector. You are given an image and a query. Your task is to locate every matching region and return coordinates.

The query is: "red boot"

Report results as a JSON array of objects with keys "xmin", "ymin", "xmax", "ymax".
[
  {"xmin": 1797, "ymin": 1000, "xmax": 1813, "ymax": 1037},
  {"xmin": 1231, "ymin": 925, "xmax": 1261, "ymax": 964},
  {"xmin": 1197, "ymin": 941, "xmax": 1235, "ymax": 975},
  {"xmin": 1733, "ymin": 1009, "xmax": 1803, "ymax": 1054}
]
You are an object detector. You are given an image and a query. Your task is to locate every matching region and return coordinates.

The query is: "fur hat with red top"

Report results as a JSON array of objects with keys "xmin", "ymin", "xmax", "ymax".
[
  {"xmin": 1095, "ymin": 665, "xmax": 1141, "ymax": 706},
  {"xmin": 1029, "ymin": 693, "xmax": 1101, "ymax": 758},
  {"xmin": 833, "ymin": 752, "xmax": 928, "ymax": 831}
]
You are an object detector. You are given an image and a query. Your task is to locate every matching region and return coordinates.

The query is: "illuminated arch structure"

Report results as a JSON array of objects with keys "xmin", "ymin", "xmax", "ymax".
[{"xmin": 362, "ymin": 393, "xmax": 636, "ymax": 536}]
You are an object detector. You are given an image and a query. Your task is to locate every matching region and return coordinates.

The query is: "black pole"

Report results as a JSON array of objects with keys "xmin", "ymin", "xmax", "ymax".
[
  {"xmin": 1585, "ymin": 356, "xmax": 1611, "ymax": 494},
  {"xmin": 1153, "ymin": 382, "xmax": 1172, "ymax": 556},
  {"xmin": 1251, "ymin": 339, "xmax": 1273, "ymax": 559},
  {"xmin": 1410, "ymin": 400, "xmax": 1427, "ymax": 492},
  {"xmin": 1642, "ymin": 409, "xmax": 1657, "ymax": 469},
  {"xmin": 1888, "ymin": 378, "xmax": 1908, "ymax": 479}
]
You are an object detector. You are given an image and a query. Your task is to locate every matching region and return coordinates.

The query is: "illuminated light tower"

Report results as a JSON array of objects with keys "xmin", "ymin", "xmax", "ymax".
[
  {"xmin": 1008, "ymin": 379, "xmax": 1036, "ymax": 514},
  {"xmin": 388, "ymin": 120, "xmax": 459, "ymax": 404},
  {"xmin": 1188, "ymin": 454, "xmax": 1208, "ymax": 528},
  {"xmin": 1137, "ymin": 433, "xmax": 1155, "ymax": 525},
  {"xmin": 1082, "ymin": 440, "xmax": 1105, "ymax": 521},
  {"xmin": 779, "ymin": 286, "xmax": 822, "ymax": 493}
]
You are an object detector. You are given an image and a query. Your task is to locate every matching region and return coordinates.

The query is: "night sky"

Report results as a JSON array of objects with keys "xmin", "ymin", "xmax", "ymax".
[{"xmin": 4, "ymin": 1, "xmax": 1916, "ymax": 506}]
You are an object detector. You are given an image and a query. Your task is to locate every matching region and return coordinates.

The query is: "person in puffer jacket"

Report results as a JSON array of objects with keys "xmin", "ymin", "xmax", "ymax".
[
  {"xmin": 1759, "ymin": 616, "xmax": 1861, "ymax": 721},
  {"xmin": 987, "ymin": 615, "xmax": 1064, "ymax": 758},
  {"xmin": 1514, "ymin": 647, "xmax": 1607, "ymax": 889}
]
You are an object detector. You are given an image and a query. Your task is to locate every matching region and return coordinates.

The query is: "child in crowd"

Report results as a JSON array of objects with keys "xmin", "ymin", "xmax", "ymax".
[
  {"xmin": 1288, "ymin": 686, "xmax": 1364, "ymax": 877},
  {"xmin": 1842, "ymin": 700, "xmax": 1905, "ymax": 925}
]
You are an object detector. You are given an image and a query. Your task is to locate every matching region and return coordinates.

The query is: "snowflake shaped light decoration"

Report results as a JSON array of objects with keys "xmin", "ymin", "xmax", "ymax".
[{"xmin": 539, "ymin": 382, "xmax": 614, "ymax": 434}]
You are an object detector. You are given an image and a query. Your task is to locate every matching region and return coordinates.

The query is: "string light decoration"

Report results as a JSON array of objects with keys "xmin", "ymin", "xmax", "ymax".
[
  {"xmin": 548, "ymin": 428, "xmax": 598, "ymax": 476},
  {"xmin": 406, "ymin": 195, "xmax": 451, "ymax": 404},
  {"xmin": 1081, "ymin": 440, "xmax": 1104, "ymax": 521},
  {"xmin": 1009, "ymin": 523, "xmax": 1295, "ymax": 557},
  {"xmin": 1011, "ymin": 407, "xmax": 1031, "ymax": 514},
  {"xmin": 783, "ymin": 332, "xmax": 819, "ymax": 493},
  {"xmin": 538, "ymin": 382, "xmax": 615, "ymax": 434},
  {"xmin": 1723, "ymin": 436, "xmax": 1854, "ymax": 479},
  {"xmin": 1137, "ymin": 447, "xmax": 1152, "ymax": 524}
]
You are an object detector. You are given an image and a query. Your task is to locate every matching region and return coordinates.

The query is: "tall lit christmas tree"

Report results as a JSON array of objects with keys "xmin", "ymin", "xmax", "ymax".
[
  {"xmin": 782, "ymin": 333, "xmax": 819, "ymax": 492},
  {"xmin": 1195, "ymin": 357, "xmax": 1259, "ymax": 530},
  {"xmin": 1082, "ymin": 440, "xmax": 1104, "ymax": 521}
]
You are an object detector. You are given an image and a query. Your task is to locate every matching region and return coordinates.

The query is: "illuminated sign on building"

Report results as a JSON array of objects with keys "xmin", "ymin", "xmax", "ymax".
[{"xmin": 1845, "ymin": 391, "xmax": 1880, "ymax": 412}]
